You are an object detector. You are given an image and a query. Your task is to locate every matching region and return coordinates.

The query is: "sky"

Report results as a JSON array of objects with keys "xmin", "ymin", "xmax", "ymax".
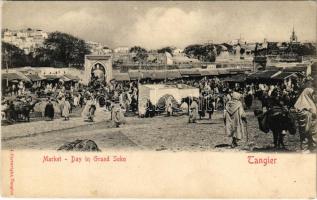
[{"xmin": 1, "ymin": 1, "xmax": 316, "ymax": 49}]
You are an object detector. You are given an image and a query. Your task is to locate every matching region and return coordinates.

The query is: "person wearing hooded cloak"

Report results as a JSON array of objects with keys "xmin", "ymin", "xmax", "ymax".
[
  {"xmin": 44, "ymin": 98, "xmax": 55, "ymax": 120},
  {"xmin": 294, "ymin": 87, "xmax": 317, "ymax": 151},
  {"xmin": 61, "ymin": 97, "xmax": 71, "ymax": 120},
  {"xmin": 224, "ymin": 92, "xmax": 247, "ymax": 148},
  {"xmin": 166, "ymin": 97, "xmax": 173, "ymax": 116},
  {"xmin": 189, "ymin": 97, "xmax": 199, "ymax": 123},
  {"xmin": 82, "ymin": 96, "xmax": 96, "ymax": 122},
  {"xmin": 111, "ymin": 104, "xmax": 125, "ymax": 127}
]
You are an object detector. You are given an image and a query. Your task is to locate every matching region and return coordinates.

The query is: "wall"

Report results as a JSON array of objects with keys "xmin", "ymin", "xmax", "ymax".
[{"xmin": 84, "ymin": 55, "xmax": 113, "ymax": 85}]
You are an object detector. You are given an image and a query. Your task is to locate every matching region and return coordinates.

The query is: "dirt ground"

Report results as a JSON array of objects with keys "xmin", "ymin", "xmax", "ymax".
[{"xmin": 2, "ymin": 108, "xmax": 305, "ymax": 152}]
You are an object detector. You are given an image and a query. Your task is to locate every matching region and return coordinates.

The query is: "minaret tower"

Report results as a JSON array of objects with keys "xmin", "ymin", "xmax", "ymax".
[{"xmin": 290, "ymin": 26, "xmax": 298, "ymax": 43}]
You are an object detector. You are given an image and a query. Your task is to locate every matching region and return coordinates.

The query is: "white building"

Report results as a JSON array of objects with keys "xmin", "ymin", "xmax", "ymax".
[
  {"xmin": 172, "ymin": 48, "xmax": 183, "ymax": 55},
  {"xmin": 2, "ymin": 28, "xmax": 48, "ymax": 54},
  {"xmin": 86, "ymin": 41, "xmax": 112, "ymax": 55},
  {"xmin": 114, "ymin": 46, "xmax": 130, "ymax": 53}
]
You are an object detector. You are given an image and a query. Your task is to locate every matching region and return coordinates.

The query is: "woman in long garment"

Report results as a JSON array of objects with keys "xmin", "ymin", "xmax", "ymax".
[
  {"xmin": 189, "ymin": 98, "xmax": 199, "ymax": 123},
  {"xmin": 294, "ymin": 87, "xmax": 317, "ymax": 151},
  {"xmin": 166, "ymin": 97, "xmax": 173, "ymax": 116},
  {"xmin": 82, "ymin": 96, "xmax": 96, "ymax": 121},
  {"xmin": 111, "ymin": 104, "xmax": 125, "ymax": 127},
  {"xmin": 73, "ymin": 95, "xmax": 79, "ymax": 107},
  {"xmin": 44, "ymin": 99, "xmax": 55, "ymax": 120},
  {"xmin": 224, "ymin": 92, "xmax": 247, "ymax": 148},
  {"xmin": 61, "ymin": 97, "xmax": 71, "ymax": 120}
]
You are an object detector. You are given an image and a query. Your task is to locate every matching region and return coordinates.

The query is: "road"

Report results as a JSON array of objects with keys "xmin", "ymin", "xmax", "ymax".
[{"xmin": 1, "ymin": 110, "xmax": 303, "ymax": 152}]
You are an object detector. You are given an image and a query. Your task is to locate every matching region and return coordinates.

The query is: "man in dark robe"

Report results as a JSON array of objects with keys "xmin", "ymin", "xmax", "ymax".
[
  {"xmin": 244, "ymin": 92, "xmax": 253, "ymax": 110},
  {"xmin": 44, "ymin": 99, "xmax": 55, "ymax": 120}
]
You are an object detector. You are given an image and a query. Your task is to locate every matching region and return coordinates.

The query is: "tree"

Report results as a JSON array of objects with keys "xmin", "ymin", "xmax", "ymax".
[
  {"xmin": 157, "ymin": 46, "xmax": 174, "ymax": 55},
  {"xmin": 292, "ymin": 43, "xmax": 316, "ymax": 56},
  {"xmin": 221, "ymin": 43, "xmax": 234, "ymax": 52},
  {"xmin": 129, "ymin": 46, "xmax": 148, "ymax": 64},
  {"xmin": 183, "ymin": 44, "xmax": 216, "ymax": 62},
  {"xmin": 36, "ymin": 32, "xmax": 90, "ymax": 68},
  {"xmin": 1, "ymin": 42, "xmax": 29, "ymax": 68},
  {"xmin": 215, "ymin": 45, "xmax": 223, "ymax": 56}
]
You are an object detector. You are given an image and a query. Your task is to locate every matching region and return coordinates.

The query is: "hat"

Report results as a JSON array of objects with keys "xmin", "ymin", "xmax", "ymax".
[{"xmin": 231, "ymin": 92, "xmax": 242, "ymax": 100}]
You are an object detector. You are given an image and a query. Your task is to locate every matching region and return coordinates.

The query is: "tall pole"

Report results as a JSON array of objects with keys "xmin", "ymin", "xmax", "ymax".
[
  {"xmin": 165, "ymin": 64, "xmax": 167, "ymax": 83},
  {"xmin": 5, "ymin": 50, "xmax": 9, "ymax": 86},
  {"xmin": 138, "ymin": 62, "xmax": 140, "ymax": 86},
  {"xmin": 137, "ymin": 61, "xmax": 140, "ymax": 114}
]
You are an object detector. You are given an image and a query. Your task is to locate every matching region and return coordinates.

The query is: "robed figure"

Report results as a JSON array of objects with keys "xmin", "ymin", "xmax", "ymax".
[
  {"xmin": 294, "ymin": 87, "xmax": 317, "ymax": 151},
  {"xmin": 111, "ymin": 104, "xmax": 125, "ymax": 127},
  {"xmin": 44, "ymin": 99, "xmax": 55, "ymax": 120},
  {"xmin": 189, "ymin": 98, "xmax": 199, "ymax": 123},
  {"xmin": 224, "ymin": 92, "xmax": 247, "ymax": 148}
]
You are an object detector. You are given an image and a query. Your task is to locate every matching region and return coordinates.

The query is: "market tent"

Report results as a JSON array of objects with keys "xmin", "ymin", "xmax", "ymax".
[
  {"xmin": 247, "ymin": 70, "xmax": 279, "ymax": 80},
  {"xmin": 26, "ymin": 74, "xmax": 43, "ymax": 82},
  {"xmin": 166, "ymin": 70, "xmax": 182, "ymax": 79},
  {"xmin": 199, "ymin": 69, "xmax": 219, "ymax": 76},
  {"xmin": 2, "ymin": 72, "xmax": 31, "ymax": 82},
  {"xmin": 150, "ymin": 71, "xmax": 166, "ymax": 80},
  {"xmin": 271, "ymin": 72, "xmax": 299, "ymax": 80},
  {"xmin": 59, "ymin": 75, "xmax": 71, "ymax": 82},
  {"xmin": 2, "ymin": 73, "xmax": 23, "ymax": 81},
  {"xmin": 64, "ymin": 74, "xmax": 80, "ymax": 81},
  {"xmin": 282, "ymin": 66, "xmax": 307, "ymax": 73},
  {"xmin": 179, "ymin": 69, "xmax": 201, "ymax": 78},
  {"xmin": 217, "ymin": 69, "xmax": 231, "ymax": 75},
  {"xmin": 223, "ymin": 74, "xmax": 248, "ymax": 83},
  {"xmin": 44, "ymin": 74, "xmax": 61, "ymax": 81}
]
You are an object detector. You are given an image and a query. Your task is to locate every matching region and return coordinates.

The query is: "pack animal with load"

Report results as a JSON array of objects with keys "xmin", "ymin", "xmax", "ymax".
[{"xmin": 254, "ymin": 107, "xmax": 297, "ymax": 149}]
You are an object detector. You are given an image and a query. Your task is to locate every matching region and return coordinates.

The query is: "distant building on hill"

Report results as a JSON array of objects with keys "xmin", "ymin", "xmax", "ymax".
[
  {"xmin": 86, "ymin": 41, "xmax": 112, "ymax": 55},
  {"xmin": 114, "ymin": 46, "xmax": 130, "ymax": 53},
  {"xmin": 2, "ymin": 28, "xmax": 48, "ymax": 54}
]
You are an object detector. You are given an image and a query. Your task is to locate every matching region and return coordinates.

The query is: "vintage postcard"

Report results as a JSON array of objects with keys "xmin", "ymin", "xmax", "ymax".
[{"xmin": 1, "ymin": 1, "xmax": 316, "ymax": 198}]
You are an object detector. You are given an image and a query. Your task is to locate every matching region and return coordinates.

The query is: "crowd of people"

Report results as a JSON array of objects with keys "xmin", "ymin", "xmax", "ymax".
[{"xmin": 1, "ymin": 74, "xmax": 316, "ymax": 151}]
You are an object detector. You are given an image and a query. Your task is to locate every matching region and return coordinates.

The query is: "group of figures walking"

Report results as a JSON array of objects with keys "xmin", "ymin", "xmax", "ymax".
[{"xmin": 2, "ymin": 73, "xmax": 316, "ymax": 152}]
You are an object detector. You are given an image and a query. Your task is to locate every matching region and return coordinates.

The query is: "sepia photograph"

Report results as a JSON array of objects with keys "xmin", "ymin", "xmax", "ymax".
[{"xmin": 1, "ymin": 1, "xmax": 316, "ymax": 198}]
